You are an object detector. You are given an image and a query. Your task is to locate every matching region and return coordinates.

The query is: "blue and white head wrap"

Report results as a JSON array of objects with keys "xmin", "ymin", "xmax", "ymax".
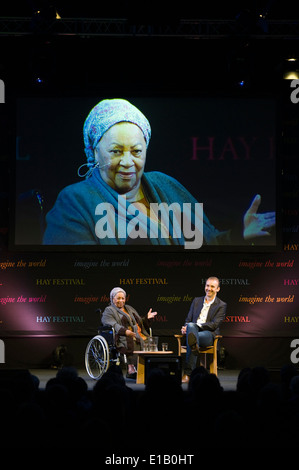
[{"xmin": 80, "ymin": 98, "xmax": 151, "ymax": 177}]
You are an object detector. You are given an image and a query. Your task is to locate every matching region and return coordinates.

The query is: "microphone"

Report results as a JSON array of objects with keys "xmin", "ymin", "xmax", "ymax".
[{"xmin": 77, "ymin": 161, "xmax": 109, "ymax": 178}]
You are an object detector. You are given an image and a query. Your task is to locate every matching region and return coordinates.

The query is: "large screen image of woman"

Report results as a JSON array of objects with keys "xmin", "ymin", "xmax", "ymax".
[{"xmin": 14, "ymin": 95, "xmax": 277, "ymax": 252}]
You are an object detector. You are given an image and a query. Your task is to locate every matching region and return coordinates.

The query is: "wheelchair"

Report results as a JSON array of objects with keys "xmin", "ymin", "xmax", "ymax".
[{"xmin": 85, "ymin": 322, "xmax": 125, "ymax": 380}]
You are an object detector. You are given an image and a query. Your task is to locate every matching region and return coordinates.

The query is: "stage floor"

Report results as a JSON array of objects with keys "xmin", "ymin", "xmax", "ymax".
[{"xmin": 29, "ymin": 368, "xmax": 240, "ymax": 392}]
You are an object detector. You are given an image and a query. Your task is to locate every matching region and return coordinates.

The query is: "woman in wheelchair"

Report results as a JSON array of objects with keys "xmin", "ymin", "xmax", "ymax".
[{"xmin": 101, "ymin": 287, "xmax": 157, "ymax": 378}]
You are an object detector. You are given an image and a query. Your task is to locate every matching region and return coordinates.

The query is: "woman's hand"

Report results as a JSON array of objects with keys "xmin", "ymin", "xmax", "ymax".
[
  {"xmin": 243, "ymin": 194, "xmax": 275, "ymax": 240},
  {"xmin": 147, "ymin": 308, "xmax": 158, "ymax": 319},
  {"xmin": 125, "ymin": 329, "xmax": 136, "ymax": 338},
  {"xmin": 181, "ymin": 325, "xmax": 187, "ymax": 335}
]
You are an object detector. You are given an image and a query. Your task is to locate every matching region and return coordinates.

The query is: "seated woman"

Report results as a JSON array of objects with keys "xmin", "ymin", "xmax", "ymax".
[{"xmin": 101, "ymin": 287, "xmax": 157, "ymax": 378}]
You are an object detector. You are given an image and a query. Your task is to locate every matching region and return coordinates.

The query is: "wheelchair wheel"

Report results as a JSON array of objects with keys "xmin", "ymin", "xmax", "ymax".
[{"xmin": 85, "ymin": 335, "xmax": 110, "ymax": 379}]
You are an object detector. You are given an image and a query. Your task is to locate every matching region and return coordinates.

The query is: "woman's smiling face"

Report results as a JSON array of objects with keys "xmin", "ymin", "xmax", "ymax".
[
  {"xmin": 94, "ymin": 122, "xmax": 147, "ymax": 194},
  {"xmin": 113, "ymin": 292, "xmax": 126, "ymax": 308}
]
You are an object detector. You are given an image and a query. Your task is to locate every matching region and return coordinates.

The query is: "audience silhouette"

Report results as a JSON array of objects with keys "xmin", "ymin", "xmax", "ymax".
[{"xmin": 0, "ymin": 364, "xmax": 298, "ymax": 449}]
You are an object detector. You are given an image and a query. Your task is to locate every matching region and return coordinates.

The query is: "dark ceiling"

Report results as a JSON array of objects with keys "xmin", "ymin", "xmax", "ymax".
[
  {"xmin": 1, "ymin": 1, "xmax": 299, "ymax": 95},
  {"xmin": 0, "ymin": 0, "xmax": 298, "ymax": 20}
]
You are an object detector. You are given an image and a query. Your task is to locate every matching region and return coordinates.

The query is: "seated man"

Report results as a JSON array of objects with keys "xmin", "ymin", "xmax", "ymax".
[{"xmin": 181, "ymin": 277, "xmax": 227, "ymax": 383}]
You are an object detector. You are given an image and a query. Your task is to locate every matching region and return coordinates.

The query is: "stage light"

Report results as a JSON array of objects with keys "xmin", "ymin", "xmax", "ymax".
[
  {"xmin": 283, "ymin": 57, "xmax": 299, "ymax": 80},
  {"xmin": 283, "ymin": 71, "xmax": 299, "ymax": 80}
]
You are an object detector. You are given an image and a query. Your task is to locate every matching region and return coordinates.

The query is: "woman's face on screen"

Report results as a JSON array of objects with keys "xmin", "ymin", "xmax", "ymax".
[{"xmin": 94, "ymin": 122, "xmax": 147, "ymax": 194}]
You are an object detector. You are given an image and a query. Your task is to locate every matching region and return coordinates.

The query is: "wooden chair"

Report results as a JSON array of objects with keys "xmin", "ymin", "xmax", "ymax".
[{"xmin": 174, "ymin": 334, "xmax": 222, "ymax": 376}]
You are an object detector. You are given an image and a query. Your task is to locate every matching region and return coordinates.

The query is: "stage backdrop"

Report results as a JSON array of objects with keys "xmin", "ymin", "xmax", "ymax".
[{"xmin": 0, "ymin": 92, "xmax": 299, "ymax": 370}]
